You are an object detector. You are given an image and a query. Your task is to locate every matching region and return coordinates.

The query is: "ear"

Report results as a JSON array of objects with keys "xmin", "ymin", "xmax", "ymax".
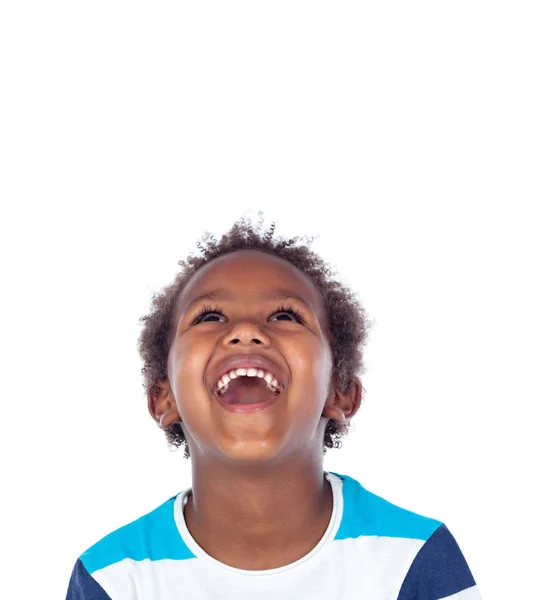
[
  {"xmin": 322, "ymin": 376, "xmax": 362, "ymax": 426},
  {"xmin": 147, "ymin": 379, "xmax": 181, "ymax": 428}
]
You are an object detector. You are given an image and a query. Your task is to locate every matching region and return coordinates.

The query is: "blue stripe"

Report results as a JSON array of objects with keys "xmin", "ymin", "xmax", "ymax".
[
  {"xmin": 397, "ymin": 524, "xmax": 477, "ymax": 598},
  {"xmin": 80, "ymin": 496, "xmax": 196, "ymax": 574},
  {"xmin": 66, "ymin": 559, "xmax": 112, "ymax": 600},
  {"xmin": 329, "ymin": 472, "xmax": 442, "ymax": 541}
]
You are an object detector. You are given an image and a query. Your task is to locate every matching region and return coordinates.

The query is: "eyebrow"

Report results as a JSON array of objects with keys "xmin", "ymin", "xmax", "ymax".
[{"xmin": 183, "ymin": 289, "xmax": 313, "ymax": 312}]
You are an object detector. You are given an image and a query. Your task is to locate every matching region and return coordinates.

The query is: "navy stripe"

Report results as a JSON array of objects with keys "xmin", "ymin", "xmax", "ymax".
[
  {"xmin": 397, "ymin": 524, "xmax": 476, "ymax": 599},
  {"xmin": 66, "ymin": 558, "xmax": 112, "ymax": 600}
]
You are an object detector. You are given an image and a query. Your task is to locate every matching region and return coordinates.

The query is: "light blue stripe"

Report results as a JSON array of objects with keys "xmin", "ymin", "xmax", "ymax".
[
  {"xmin": 330, "ymin": 471, "xmax": 442, "ymax": 541},
  {"xmin": 80, "ymin": 496, "xmax": 196, "ymax": 574},
  {"xmin": 81, "ymin": 473, "xmax": 443, "ymax": 574}
]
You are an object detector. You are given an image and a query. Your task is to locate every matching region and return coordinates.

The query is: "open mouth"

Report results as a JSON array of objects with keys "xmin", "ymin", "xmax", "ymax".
[{"xmin": 214, "ymin": 368, "xmax": 283, "ymax": 407}]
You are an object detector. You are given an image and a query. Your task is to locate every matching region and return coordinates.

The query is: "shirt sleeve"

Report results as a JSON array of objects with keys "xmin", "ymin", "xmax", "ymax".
[
  {"xmin": 397, "ymin": 524, "xmax": 482, "ymax": 599},
  {"xmin": 66, "ymin": 558, "xmax": 112, "ymax": 600}
]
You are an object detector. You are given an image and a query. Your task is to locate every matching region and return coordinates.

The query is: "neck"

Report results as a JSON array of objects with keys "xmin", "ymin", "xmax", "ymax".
[{"xmin": 183, "ymin": 453, "xmax": 333, "ymax": 570}]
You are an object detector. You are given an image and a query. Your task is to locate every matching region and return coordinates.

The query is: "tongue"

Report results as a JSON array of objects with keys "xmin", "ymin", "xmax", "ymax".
[{"xmin": 220, "ymin": 377, "xmax": 277, "ymax": 405}]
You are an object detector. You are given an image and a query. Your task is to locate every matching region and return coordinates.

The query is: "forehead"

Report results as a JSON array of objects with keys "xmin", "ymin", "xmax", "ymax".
[{"xmin": 176, "ymin": 249, "xmax": 326, "ymax": 318}]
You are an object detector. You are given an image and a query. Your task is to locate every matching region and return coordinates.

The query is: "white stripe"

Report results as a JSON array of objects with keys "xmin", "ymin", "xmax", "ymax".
[
  {"xmin": 91, "ymin": 537, "xmax": 427, "ymax": 600},
  {"xmin": 439, "ymin": 585, "xmax": 482, "ymax": 600}
]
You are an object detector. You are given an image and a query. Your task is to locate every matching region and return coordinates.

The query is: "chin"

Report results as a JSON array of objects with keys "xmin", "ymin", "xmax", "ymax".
[{"xmin": 217, "ymin": 437, "xmax": 287, "ymax": 464}]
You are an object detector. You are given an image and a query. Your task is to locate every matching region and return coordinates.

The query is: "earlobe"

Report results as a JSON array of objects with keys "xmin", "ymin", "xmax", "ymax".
[
  {"xmin": 328, "ymin": 407, "xmax": 348, "ymax": 425},
  {"xmin": 158, "ymin": 406, "xmax": 180, "ymax": 428}
]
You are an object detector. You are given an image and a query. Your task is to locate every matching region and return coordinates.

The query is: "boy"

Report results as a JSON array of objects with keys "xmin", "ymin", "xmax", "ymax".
[{"xmin": 66, "ymin": 215, "xmax": 482, "ymax": 599}]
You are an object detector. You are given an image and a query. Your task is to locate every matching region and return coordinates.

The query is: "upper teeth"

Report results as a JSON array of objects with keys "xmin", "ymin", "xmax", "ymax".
[{"xmin": 216, "ymin": 368, "xmax": 281, "ymax": 394}]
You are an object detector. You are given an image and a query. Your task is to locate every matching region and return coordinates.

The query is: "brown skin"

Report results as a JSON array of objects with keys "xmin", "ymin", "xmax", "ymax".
[{"xmin": 148, "ymin": 250, "xmax": 362, "ymax": 569}]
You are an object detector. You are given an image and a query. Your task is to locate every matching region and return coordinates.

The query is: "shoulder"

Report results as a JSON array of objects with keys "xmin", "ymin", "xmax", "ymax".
[
  {"xmin": 66, "ymin": 494, "xmax": 194, "ymax": 599},
  {"xmin": 330, "ymin": 471, "xmax": 443, "ymax": 542},
  {"xmin": 329, "ymin": 472, "xmax": 481, "ymax": 599},
  {"xmin": 78, "ymin": 494, "xmax": 192, "ymax": 575}
]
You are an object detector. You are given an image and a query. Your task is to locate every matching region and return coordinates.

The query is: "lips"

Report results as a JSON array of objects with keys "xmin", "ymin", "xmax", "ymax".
[{"xmin": 209, "ymin": 354, "xmax": 286, "ymax": 395}]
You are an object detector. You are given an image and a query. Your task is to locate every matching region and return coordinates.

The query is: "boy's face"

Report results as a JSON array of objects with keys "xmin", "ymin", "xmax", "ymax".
[{"xmin": 150, "ymin": 249, "xmax": 359, "ymax": 465}]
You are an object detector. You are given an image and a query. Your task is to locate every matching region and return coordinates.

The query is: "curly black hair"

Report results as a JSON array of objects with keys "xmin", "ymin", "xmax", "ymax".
[{"xmin": 137, "ymin": 212, "xmax": 370, "ymax": 459}]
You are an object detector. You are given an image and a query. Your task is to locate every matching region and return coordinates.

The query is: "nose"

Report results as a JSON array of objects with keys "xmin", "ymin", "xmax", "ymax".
[{"xmin": 222, "ymin": 319, "xmax": 272, "ymax": 347}]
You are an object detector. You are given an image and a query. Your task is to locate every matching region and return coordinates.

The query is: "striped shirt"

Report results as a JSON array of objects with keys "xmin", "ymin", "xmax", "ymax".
[{"xmin": 66, "ymin": 471, "xmax": 482, "ymax": 599}]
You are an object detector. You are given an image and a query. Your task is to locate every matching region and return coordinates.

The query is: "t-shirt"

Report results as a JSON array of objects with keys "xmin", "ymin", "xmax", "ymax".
[{"xmin": 66, "ymin": 471, "xmax": 482, "ymax": 599}]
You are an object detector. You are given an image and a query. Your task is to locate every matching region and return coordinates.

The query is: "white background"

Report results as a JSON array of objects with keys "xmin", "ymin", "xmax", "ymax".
[{"xmin": 1, "ymin": 2, "xmax": 532, "ymax": 599}]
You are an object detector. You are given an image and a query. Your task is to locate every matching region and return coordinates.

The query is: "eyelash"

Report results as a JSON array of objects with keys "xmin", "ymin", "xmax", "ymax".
[{"xmin": 192, "ymin": 303, "xmax": 305, "ymax": 325}]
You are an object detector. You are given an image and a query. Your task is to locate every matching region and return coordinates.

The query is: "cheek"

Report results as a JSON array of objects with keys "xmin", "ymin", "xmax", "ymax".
[
  {"xmin": 289, "ymin": 338, "xmax": 333, "ymax": 399},
  {"xmin": 167, "ymin": 338, "xmax": 210, "ymax": 400}
]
